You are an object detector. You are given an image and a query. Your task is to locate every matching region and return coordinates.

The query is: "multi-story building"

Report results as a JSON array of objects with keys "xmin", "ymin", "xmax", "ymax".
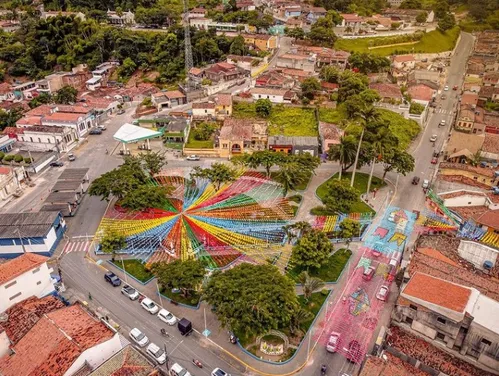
[{"xmin": 217, "ymin": 118, "xmax": 268, "ymax": 158}]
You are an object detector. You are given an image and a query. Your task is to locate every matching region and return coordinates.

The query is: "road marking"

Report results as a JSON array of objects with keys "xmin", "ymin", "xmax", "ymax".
[{"xmin": 169, "ymin": 340, "xmax": 184, "ymax": 356}]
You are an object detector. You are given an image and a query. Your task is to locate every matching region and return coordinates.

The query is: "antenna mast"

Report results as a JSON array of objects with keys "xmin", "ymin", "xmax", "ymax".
[{"xmin": 183, "ymin": 0, "xmax": 194, "ymax": 89}]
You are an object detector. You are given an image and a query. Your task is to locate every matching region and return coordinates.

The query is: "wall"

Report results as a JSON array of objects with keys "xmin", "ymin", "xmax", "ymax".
[
  {"xmin": 0, "ymin": 332, "xmax": 10, "ymax": 358},
  {"xmin": 64, "ymin": 333, "xmax": 123, "ymax": 376},
  {"xmin": 183, "ymin": 147, "xmax": 220, "ymax": 157},
  {"xmin": 439, "ymin": 167, "xmax": 496, "ymax": 188},
  {"xmin": 457, "ymin": 240, "xmax": 498, "ymax": 270},
  {"xmin": 251, "ymin": 93, "xmax": 285, "ymax": 103},
  {"xmin": 442, "ymin": 192, "xmax": 488, "ymax": 208},
  {"xmin": 0, "ymin": 262, "xmax": 54, "ymax": 312}
]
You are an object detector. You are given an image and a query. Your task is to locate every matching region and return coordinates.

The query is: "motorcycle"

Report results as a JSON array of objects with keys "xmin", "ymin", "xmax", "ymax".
[
  {"xmin": 160, "ymin": 328, "xmax": 170, "ymax": 338},
  {"xmin": 229, "ymin": 332, "xmax": 237, "ymax": 344},
  {"xmin": 192, "ymin": 359, "xmax": 203, "ymax": 368},
  {"xmin": 321, "ymin": 364, "xmax": 327, "ymax": 375}
]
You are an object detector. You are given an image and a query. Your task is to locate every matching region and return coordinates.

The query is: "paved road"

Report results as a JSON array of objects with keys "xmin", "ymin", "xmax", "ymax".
[{"xmin": 56, "ymin": 33, "xmax": 476, "ymax": 376}]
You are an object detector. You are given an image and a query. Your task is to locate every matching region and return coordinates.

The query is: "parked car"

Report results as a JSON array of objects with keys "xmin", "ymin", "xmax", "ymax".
[
  {"xmin": 422, "ymin": 179, "xmax": 430, "ymax": 189},
  {"xmin": 98, "ymin": 125, "xmax": 107, "ymax": 131},
  {"xmin": 441, "ymin": 94, "xmax": 446, "ymax": 100},
  {"xmin": 121, "ymin": 284, "xmax": 139, "ymax": 300},
  {"xmin": 452, "ymin": 85, "xmax": 458, "ymax": 90},
  {"xmin": 411, "ymin": 176, "xmax": 420, "ymax": 185},
  {"xmin": 117, "ymin": 109, "xmax": 125, "ymax": 115},
  {"xmin": 444, "ymin": 85, "xmax": 449, "ymax": 91},
  {"xmin": 439, "ymin": 120, "xmax": 446, "ymax": 127},
  {"xmin": 326, "ymin": 332, "xmax": 341, "ymax": 353},
  {"xmin": 158, "ymin": 308, "xmax": 177, "ymax": 325},
  {"xmin": 346, "ymin": 340, "xmax": 362, "ymax": 363},
  {"xmin": 376, "ymin": 285, "xmax": 390, "ymax": 301},
  {"xmin": 362, "ymin": 266, "xmax": 376, "ymax": 281},
  {"xmin": 141, "ymin": 297, "xmax": 159, "ymax": 314},
  {"xmin": 433, "ymin": 151, "xmax": 439, "ymax": 158},
  {"xmin": 104, "ymin": 271, "xmax": 121, "ymax": 286},
  {"xmin": 429, "ymin": 134, "xmax": 437, "ymax": 142},
  {"xmin": 146, "ymin": 343, "xmax": 167, "ymax": 364},
  {"xmin": 50, "ymin": 161, "xmax": 64, "ymax": 167},
  {"xmin": 129, "ymin": 328, "xmax": 149, "ymax": 347},
  {"xmin": 89, "ymin": 128, "xmax": 102, "ymax": 135},
  {"xmin": 68, "ymin": 153, "xmax": 76, "ymax": 161},
  {"xmin": 211, "ymin": 368, "xmax": 230, "ymax": 376},
  {"xmin": 171, "ymin": 363, "xmax": 192, "ymax": 376},
  {"xmin": 186, "ymin": 155, "xmax": 200, "ymax": 161},
  {"xmin": 431, "ymin": 156, "xmax": 438, "ymax": 164}
]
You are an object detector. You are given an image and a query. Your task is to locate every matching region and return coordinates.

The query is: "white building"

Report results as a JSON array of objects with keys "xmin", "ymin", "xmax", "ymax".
[
  {"xmin": 0, "ymin": 166, "xmax": 25, "ymax": 201},
  {"xmin": 249, "ymin": 88, "xmax": 296, "ymax": 103},
  {"xmin": 107, "ymin": 10, "xmax": 135, "ymax": 25},
  {"xmin": 0, "ymin": 253, "xmax": 55, "ymax": 313},
  {"xmin": 0, "ymin": 212, "xmax": 66, "ymax": 258},
  {"xmin": 41, "ymin": 111, "xmax": 95, "ymax": 138},
  {"xmin": 192, "ymin": 101, "xmax": 216, "ymax": 118},
  {"xmin": 19, "ymin": 125, "xmax": 78, "ymax": 153}
]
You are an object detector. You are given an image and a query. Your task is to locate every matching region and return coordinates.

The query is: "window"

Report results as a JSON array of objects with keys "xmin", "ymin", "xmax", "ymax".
[
  {"xmin": 409, "ymin": 304, "xmax": 418, "ymax": 311},
  {"xmin": 32, "ymin": 267, "xmax": 40, "ymax": 274},
  {"xmin": 38, "ymin": 138, "xmax": 41, "ymax": 143},
  {"xmin": 36, "ymin": 281, "xmax": 41, "ymax": 285},
  {"xmin": 436, "ymin": 332, "xmax": 445, "ymax": 341},
  {"xmin": 405, "ymin": 316, "xmax": 413, "ymax": 324},
  {"xmin": 30, "ymin": 137, "xmax": 33, "ymax": 142},
  {"xmin": 4, "ymin": 280, "xmax": 17, "ymax": 288},
  {"xmin": 9, "ymin": 292, "xmax": 22, "ymax": 300},
  {"xmin": 222, "ymin": 144, "xmax": 228, "ymax": 148},
  {"xmin": 481, "ymin": 338, "xmax": 492, "ymax": 346},
  {"xmin": 437, "ymin": 317, "xmax": 446, "ymax": 325}
]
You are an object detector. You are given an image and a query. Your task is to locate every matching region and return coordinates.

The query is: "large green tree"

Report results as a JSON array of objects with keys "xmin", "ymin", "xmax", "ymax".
[
  {"xmin": 291, "ymin": 229, "xmax": 333, "ymax": 270},
  {"xmin": 204, "ymin": 263, "xmax": 298, "ymax": 335},
  {"xmin": 54, "ymin": 86, "xmax": 78, "ymax": 104},
  {"xmin": 191, "ymin": 163, "xmax": 238, "ymax": 190},
  {"xmin": 323, "ymin": 179, "xmax": 359, "ymax": 214},
  {"xmin": 298, "ymin": 271, "xmax": 325, "ymax": 300},
  {"xmin": 152, "ymin": 259, "xmax": 206, "ymax": 297},
  {"xmin": 328, "ymin": 136, "xmax": 357, "ymax": 178},
  {"xmin": 100, "ymin": 229, "xmax": 126, "ymax": 261},
  {"xmin": 347, "ymin": 52, "xmax": 390, "ymax": 74},
  {"xmin": 255, "ymin": 98, "xmax": 272, "ymax": 117},
  {"xmin": 120, "ymin": 185, "xmax": 171, "ymax": 211},
  {"xmin": 301, "ymin": 77, "xmax": 321, "ymax": 100},
  {"xmin": 438, "ymin": 12, "xmax": 456, "ymax": 31},
  {"xmin": 274, "ymin": 161, "xmax": 308, "ymax": 196},
  {"xmin": 381, "ymin": 148, "xmax": 415, "ymax": 179},
  {"xmin": 138, "ymin": 151, "xmax": 167, "ymax": 175},
  {"xmin": 338, "ymin": 70, "xmax": 369, "ymax": 102},
  {"xmin": 232, "ymin": 150, "xmax": 285, "ymax": 177},
  {"xmin": 308, "ymin": 16, "xmax": 337, "ymax": 46}
]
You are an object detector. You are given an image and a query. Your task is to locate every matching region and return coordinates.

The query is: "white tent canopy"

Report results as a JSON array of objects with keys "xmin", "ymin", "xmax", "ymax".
[{"xmin": 113, "ymin": 123, "xmax": 162, "ymax": 144}]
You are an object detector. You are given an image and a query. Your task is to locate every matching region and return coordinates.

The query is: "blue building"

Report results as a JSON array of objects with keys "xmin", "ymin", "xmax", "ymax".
[{"xmin": 0, "ymin": 212, "xmax": 66, "ymax": 259}]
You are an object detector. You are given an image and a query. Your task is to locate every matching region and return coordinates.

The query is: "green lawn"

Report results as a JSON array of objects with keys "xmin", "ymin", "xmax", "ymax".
[
  {"xmin": 315, "ymin": 172, "xmax": 386, "ymax": 214},
  {"xmin": 233, "ymin": 102, "xmax": 318, "ymax": 137},
  {"xmin": 160, "ymin": 287, "xmax": 201, "ymax": 307},
  {"xmin": 335, "ymin": 27, "xmax": 460, "ymax": 56},
  {"xmin": 318, "ymin": 105, "xmax": 348, "ymax": 124},
  {"xmin": 111, "ymin": 259, "xmax": 154, "ymax": 283},
  {"xmin": 378, "ymin": 109, "xmax": 421, "ymax": 149},
  {"xmin": 290, "ymin": 249, "xmax": 352, "ymax": 283},
  {"xmin": 185, "ymin": 131, "xmax": 214, "ymax": 149},
  {"xmin": 297, "ymin": 291, "xmax": 328, "ymax": 332}
]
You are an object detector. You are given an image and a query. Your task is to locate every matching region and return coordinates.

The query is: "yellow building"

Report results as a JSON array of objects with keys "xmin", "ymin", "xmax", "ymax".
[
  {"xmin": 214, "ymin": 94, "xmax": 233, "ymax": 118},
  {"xmin": 439, "ymin": 162, "xmax": 499, "ymax": 189},
  {"xmin": 241, "ymin": 33, "xmax": 277, "ymax": 52}
]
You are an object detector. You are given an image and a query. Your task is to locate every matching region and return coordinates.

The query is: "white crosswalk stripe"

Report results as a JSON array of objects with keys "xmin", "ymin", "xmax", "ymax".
[{"xmin": 63, "ymin": 240, "xmax": 91, "ymax": 254}]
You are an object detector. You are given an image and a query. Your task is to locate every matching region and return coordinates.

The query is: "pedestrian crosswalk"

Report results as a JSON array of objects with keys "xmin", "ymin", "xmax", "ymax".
[
  {"xmin": 434, "ymin": 108, "xmax": 453, "ymax": 115},
  {"xmin": 63, "ymin": 240, "xmax": 92, "ymax": 254}
]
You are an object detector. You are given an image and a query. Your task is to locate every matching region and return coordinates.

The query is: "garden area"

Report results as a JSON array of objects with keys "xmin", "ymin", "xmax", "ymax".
[
  {"xmin": 288, "ymin": 248, "xmax": 352, "ymax": 283},
  {"xmin": 110, "ymin": 259, "xmax": 154, "ymax": 283},
  {"xmin": 314, "ymin": 172, "xmax": 386, "ymax": 214},
  {"xmin": 233, "ymin": 102, "xmax": 318, "ymax": 137},
  {"xmin": 184, "ymin": 122, "xmax": 218, "ymax": 149},
  {"xmin": 335, "ymin": 27, "xmax": 460, "ymax": 56}
]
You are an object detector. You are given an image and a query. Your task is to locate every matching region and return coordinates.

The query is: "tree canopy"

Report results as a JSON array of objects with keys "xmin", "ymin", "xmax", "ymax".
[
  {"xmin": 152, "ymin": 259, "xmax": 206, "ymax": 297},
  {"xmin": 348, "ymin": 52, "xmax": 391, "ymax": 74},
  {"xmin": 291, "ymin": 229, "xmax": 334, "ymax": 270},
  {"xmin": 100, "ymin": 229, "xmax": 126, "ymax": 259},
  {"xmin": 323, "ymin": 179, "xmax": 359, "ymax": 214},
  {"xmin": 190, "ymin": 163, "xmax": 238, "ymax": 190},
  {"xmin": 204, "ymin": 263, "xmax": 298, "ymax": 335}
]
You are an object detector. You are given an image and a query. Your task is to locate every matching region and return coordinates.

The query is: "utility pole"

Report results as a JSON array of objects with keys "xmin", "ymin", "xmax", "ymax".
[
  {"xmin": 350, "ymin": 126, "xmax": 364, "ymax": 187},
  {"xmin": 15, "ymin": 228, "xmax": 27, "ymax": 253},
  {"xmin": 183, "ymin": 0, "xmax": 193, "ymax": 89}
]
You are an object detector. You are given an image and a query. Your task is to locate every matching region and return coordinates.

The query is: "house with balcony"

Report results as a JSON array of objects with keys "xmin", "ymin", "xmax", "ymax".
[
  {"xmin": 204, "ymin": 62, "xmax": 248, "ymax": 83},
  {"xmin": 107, "ymin": 10, "xmax": 135, "ymax": 25}
]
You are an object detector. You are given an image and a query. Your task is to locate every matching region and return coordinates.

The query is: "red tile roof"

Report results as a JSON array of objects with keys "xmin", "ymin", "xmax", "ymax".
[
  {"xmin": 461, "ymin": 91, "xmax": 479, "ymax": 106},
  {"xmin": 473, "ymin": 209, "xmax": 499, "ymax": 230},
  {"xmin": 393, "ymin": 54, "xmax": 415, "ymax": 63},
  {"xmin": 43, "ymin": 112, "xmax": 83, "ymax": 122},
  {"xmin": 56, "ymin": 105, "xmax": 92, "ymax": 114},
  {"xmin": 0, "ymin": 304, "xmax": 115, "ymax": 376},
  {"xmin": 164, "ymin": 90, "xmax": 186, "ymax": 100},
  {"xmin": 403, "ymin": 272, "xmax": 472, "ymax": 312},
  {"xmin": 0, "ymin": 253, "xmax": 48, "ymax": 285},
  {"xmin": 192, "ymin": 101, "xmax": 215, "ymax": 109},
  {"xmin": 370, "ymin": 83, "xmax": 402, "ymax": 99},
  {"xmin": 417, "ymin": 248, "xmax": 459, "ymax": 267},
  {"xmin": 16, "ymin": 116, "xmax": 42, "ymax": 126},
  {"xmin": 215, "ymin": 94, "xmax": 232, "ymax": 106},
  {"xmin": 0, "ymin": 166, "xmax": 11, "ymax": 175},
  {"xmin": 25, "ymin": 105, "xmax": 53, "ymax": 117},
  {"xmin": 407, "ymin": 84, "xmax": 434, "ymax": 102},
  {"xmin": 0, "ymin": 296, "xmax": 65, "ymax": 345}
]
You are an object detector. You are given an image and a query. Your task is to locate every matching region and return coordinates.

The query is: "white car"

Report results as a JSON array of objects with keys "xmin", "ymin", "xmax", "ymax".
[
  {"xmin": 212, "ymin": 368, "xmax": 230, "ymax": 376},
  {"xmin": 141, "ymin": 298, "xmax": 159, "ymax": 314},
  {"xmin": 444, "ymin": 85, "xmax": 449, "ymax": 91},
  {"xmin": 439, "ymin": 120, "xmax": 446, "ymax": 126},
  {"xmin": 429, "ymin": 134, "xmax": 437, "ymax": 142},
  {"xmin": 186, "ymin": 155, "xmax": 200, "ymax": 161},
  {"xmin": 158, "ymin": 308, "xmax": 177, "ymax": 325},
  {"xmin": 422, "ymin": 179, "xmax": 430, "ymax": 189},
  {"xmin": 376, "ymin": 285, "xmax": 390, "ymax": 301},
  {"xmin": 121, "ymin": 284, "xmax": 139, "ymax": 300},
  {"xmin": 129, "ymin": 328, "xmax": 149, "ymax": 347},
  {"xmin": 170, "ymin": 363, "xmax": 192, "ymax": 376},
  {"xmin": 326, "ymin": 332, "xmax": 341, "ymax": 353},
  {"xmin": 146, "ymin": 343, "xmax": 167, "ymax": 364}
]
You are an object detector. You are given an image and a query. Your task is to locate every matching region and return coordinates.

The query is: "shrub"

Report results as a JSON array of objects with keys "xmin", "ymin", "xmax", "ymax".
[
  {"xmin": 321, "ymin": 289, "xmax": 329, "ymax": 296},
  {"xmin": 141, "ymin": 97, "xmax": 152, "ymax": 107},
  {"xmin": 0, "ymin": 152, "xmax": 4, "ymax": 160},
  {"xmin": 3, "ymin": 155, "xmax": 14, "ymax": 162},
  {"xmin": 13, "ymin": 154, "xmax": 23, "ymax": 163}
]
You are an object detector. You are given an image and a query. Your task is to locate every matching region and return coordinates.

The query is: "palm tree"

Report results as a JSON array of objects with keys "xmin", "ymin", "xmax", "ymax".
[
  {"xmin": 298, "ymin": 271, "xmax": 325, "ymax": 301},
  {"xmin": 328, "ymin": 136, "xmax": 357, "ymax": 180},
  {"xmin": 289, "ymin": 308, "xmax": 313, "ymax": 335},
  {"xmin": 274, "ymin": 162, "xmax": 308, "ymax": 196}
]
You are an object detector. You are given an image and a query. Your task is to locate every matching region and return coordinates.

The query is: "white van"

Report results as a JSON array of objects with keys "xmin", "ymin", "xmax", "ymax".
[{"xmin": 170, "ymin": 363, "xmax": 192, "ymax": 376}]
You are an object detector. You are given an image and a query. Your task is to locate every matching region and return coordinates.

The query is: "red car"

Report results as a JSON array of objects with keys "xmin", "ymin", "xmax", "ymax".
[
  {"xmin": 452, "ymin": 85, "xmax": 458, "ymax": 90},
  {"xmin": 431, "ymin": 157, "xmax": 438, "ymax": 164}
]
